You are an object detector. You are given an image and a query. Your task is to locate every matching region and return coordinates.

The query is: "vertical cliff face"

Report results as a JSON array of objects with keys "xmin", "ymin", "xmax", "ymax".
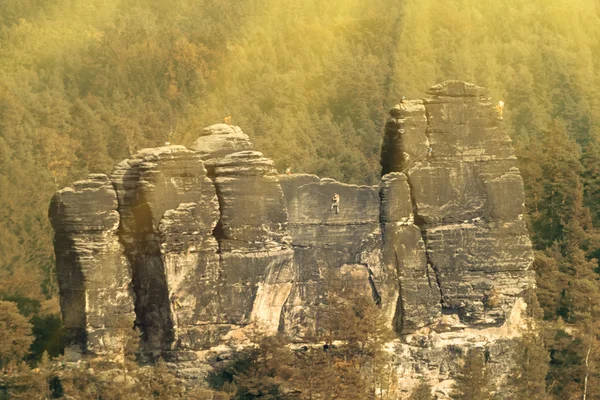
[
  {"xmin": 278, "ymin": 175, "xmax": 384, "ymax": 338},
  {"xmin": 382, "ymin": 80, "xmax": 533, "ymax": 330},
  {"xmin": 380, "ymin": 172, "xmax": 442, "ymax": 333},
  {"xmin": 378, "ymin": 81, "xmax": 534, "ymax": 397},
  {"xmin": 50, "ymin": 81, "xmax": 534, "ymax": 397},
  {"xmin": 109, "ymin": 146, "xmax": 220, "ymax": 352},
  {"xmin": 49, "ymin": 174, "xmax": 135, "ymax": 357},
  {"xmin": 49, "ymin": 124, "xmax": 297, "ymax": 357},
  {"xmin": 204, "ymin": 147, "xmax": 294, "ymax": 338}
]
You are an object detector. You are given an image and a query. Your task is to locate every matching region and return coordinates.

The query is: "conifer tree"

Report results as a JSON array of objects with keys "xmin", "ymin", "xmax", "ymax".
[
  {"xmin": 509, "ymin": 333, "xmax": 550, "ymax": 400},
  {"xmin": 0, "ymin": 301, "xmax": 33, "ymax": 370},
  {"xmin": 408, "ymin": 379, "xmax": 434, "ymax": 400},
  {"xmin": 232, "ymin": 333, "xmax": 296, "ymax": 399},
  {"xmin": 452, "ymin": 349, "xmax": 493, "ymax": 400}
]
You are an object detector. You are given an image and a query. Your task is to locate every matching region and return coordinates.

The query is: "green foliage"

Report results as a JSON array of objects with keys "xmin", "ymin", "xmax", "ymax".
[
  {"xmin": 408, "ymin": 379, "xmax": 434, "ymax": 400},
  {"xmin": 508, "ymin": 332, "xmax": 550, "ymax": 400},
  {"xmin": 29, "ymin": 313, "xmax": 63, "ymax": 362},
  {"xmin": 1, "ymin": 0, "xmax": 600, "ymax": 397},
  {"xmin": 452, "ymin": 349, "xmax": 493, "ymax": 400},
  {"xmin": 0, "ymin": 301, "xmax": 34, "ymax": 370},
  {"xmin": 523, "ymin": 125, "xmax": 600, "ymax": 398},
  {"xmin": 212, "ymin": 285, "xmax": 396, "ymax": 399},
  {"xmin": 231, "ymin": 334, "xmax": 296, "ymax": 400},
  {"xmin": 3, "ymin": 354, "xmax": 233, "ymax": 399}
]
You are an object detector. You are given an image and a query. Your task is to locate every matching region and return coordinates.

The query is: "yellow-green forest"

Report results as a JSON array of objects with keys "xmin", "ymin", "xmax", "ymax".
[{"xmin": 1, "ymin": 0, "xmax": 600, "ymax": 397}]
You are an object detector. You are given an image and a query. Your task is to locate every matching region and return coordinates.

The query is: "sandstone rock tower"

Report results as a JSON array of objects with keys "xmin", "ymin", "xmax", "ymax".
[
  {"xmin": 381, "ymin": 80, "xmax": 532, "ymax": 328},
  {"xmin": 50, "ymin": 81, "xmax": 534, "ymax": 397}
]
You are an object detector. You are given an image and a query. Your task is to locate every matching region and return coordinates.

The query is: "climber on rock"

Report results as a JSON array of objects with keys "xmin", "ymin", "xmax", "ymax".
[
  {"xmin": 330, "ymin": 193, "xmax": 340, "ymax": 214},
  {"xmin": 495, "ymin": 100, "xmax": 504, "ymax": 119},
  {"xmin": 224, "ymin": 115, "xmax": 233, "ymax": 125},
  {"xmin": 427, "ymin": 146, "xmax": 433, "ymax": 159},
  {"xmin": 170, "ymin": 293, "xmax": 182, "ymax": 326},
  {"xmin": 171, "ymin": 293, "xmax": 182, "ymax": 309},
  {"xmin": 286, "ymin": 167, "xmax": 292, "ymax": 175},
  {"xmin": 399, "ymin": 96, "xmax": 407, "ymax": 110}
]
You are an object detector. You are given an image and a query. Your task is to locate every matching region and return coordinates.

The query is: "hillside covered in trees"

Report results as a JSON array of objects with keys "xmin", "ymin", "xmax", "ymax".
[{"xmin": 1, "ymin": 0, "xmax": 600, "ymax": 397}]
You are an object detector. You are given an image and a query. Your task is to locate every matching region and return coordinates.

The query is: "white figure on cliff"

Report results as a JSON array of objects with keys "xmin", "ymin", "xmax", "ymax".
[
  {"xmin": 496, "ymin": 100, "xmax": 504, "ymax": 119},
  {"xmin": 170, "ymin": 293, "xmax": 182, "ymax": 326},
  {"xmin": 330, "ymin": 193, "xmax": 340, "ymax": 214}
]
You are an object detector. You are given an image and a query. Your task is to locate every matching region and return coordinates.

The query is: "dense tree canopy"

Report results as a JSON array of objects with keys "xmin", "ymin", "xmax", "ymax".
[{"xmin": 1, "ymin": 0, "xmax": 600, "ymax": 396}]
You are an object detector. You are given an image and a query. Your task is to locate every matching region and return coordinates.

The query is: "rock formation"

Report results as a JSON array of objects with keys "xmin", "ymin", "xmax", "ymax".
[
  {"xmin": 49, "ymin": 81, "xmax": 534, "ymax": 397},
  {"xmin": 381, "ymin": 81, "xmax": 532, "ymax": 328},
  {"xmin": 379, "ymin": 81, "xmax": 534, "ymax": 396},
  {"xmin": 278, "ymin": 175, "xmax": 384, "ymax": 338},
  {"xmin": 49, "ymin": 174, "xmax": 135, "ymax": 357},
  {"xmin": 380, "ymin": 172, "xmax": 441, "ymax": 334}
]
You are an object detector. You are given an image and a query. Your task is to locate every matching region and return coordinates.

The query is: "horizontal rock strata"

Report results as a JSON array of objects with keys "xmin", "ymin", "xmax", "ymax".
[
  {"xmin": 278, "ymin": 174, "xmax": 389, "ymax": 338},
  {"xmin": 380, "ymin": 172, "xmax": 441, "ymax": 333},
  {"xmin": 49, "ymin": 174, "xmax": 135, "ymax": 356},
  {"xmin": 382, "ymin": 80, "xmax": 534, "ymax": 329},
  {"xmin": 110, "ymin": 146, "xmax": 219, "ymax": 351},
  {"xmin": 50, "ymin": 81, "xmax": 535, "ymax": 398},
  {"xmin": 204, "ymin": 149, "xmax": 294, "ymax": 338},
  {"xmin": 190, "ymin": 123, "xmax": 253, "ymax": 159}
]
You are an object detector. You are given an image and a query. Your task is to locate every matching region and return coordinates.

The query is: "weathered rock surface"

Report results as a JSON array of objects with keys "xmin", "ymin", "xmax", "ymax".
[
  {"xmin": 380, "ymin": 172, "xmax": 441, "ymax": 333},
  {"xmin": 207, "ymin": 151, "xmax": 289, "ymax": 250},
  {"xmin": 190, "ymin": 124, "xmax": 253, "ymax": 159},
  {"xmin": 278, "ymin": 174, "xmax": 384, "ymax": 338},
  {"xmin": 207, "ymin": 150, "xmax": 294, "ymax": 338},
  {"xmin": 110, "ymin": 146, "xmax": 219, "ymax": 351},
  {"xmin": 382, "ymin": 80, "xmax": 534, "ymax": 328},
  {"xmin": 49, "ymin": 174, "xmax": 135, "ymax": 356},
  {"xmin": 391, "ymin": 296, "xmax": 529, "ymax": 398},
  {"xmin": 50, "ymin": 81, "xmax": 535, "ymax": 398},
  {"xmin": 381, "ymin": 100, "xmax": 429, "ymax": 175}
]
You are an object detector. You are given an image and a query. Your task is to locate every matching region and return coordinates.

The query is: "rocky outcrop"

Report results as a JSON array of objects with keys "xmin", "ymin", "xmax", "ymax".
[
  {"xmin": 380, "ymin": 172, "xmax": 441, "ymax": 333},
  {"xmin": 109, "ymin": 146, "xmax": 220, "ymax": 352},
  {"xmin": 49, "ymin": 174, "xmax": 135, "ymax": 357},
  {"xmin": 382, "ymin": 80, "xmax": 533, "ymax": 328},
  {"xmin": 204, "ymin": 149, "xmax": 294, "ymax": 337},
  {"xmin": 207, "ymin": 151, "xmax": 289, "ymax": 250},
  {"xmin": 379, "ymin": 81, "xmax": 534, "ymax": 397},
  {"xmin": 190, "ymin": 123, "xmax": 253, "ymax": 159},
  {"xmin": 278, "ymin": 175, "xmax": 384, "ymax": 338},
  {"xmin": 50, "ymin": 126, "xmax": 296, "ymax": 357},
  {"xmin": 50, "ymin": 81, "xmax": 534, "ymax": 397}
]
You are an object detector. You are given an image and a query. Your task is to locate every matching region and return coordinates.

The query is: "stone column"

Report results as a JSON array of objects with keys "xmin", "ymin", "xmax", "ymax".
[{"xmin": 49, "ymin": 174, "xmax": 135, "ymax": 358}]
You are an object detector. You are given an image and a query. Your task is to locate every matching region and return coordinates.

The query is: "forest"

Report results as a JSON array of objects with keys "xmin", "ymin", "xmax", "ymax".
[{"xmin": 1, "ymin": 0, "xmax": 600, "ymax": 398}]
